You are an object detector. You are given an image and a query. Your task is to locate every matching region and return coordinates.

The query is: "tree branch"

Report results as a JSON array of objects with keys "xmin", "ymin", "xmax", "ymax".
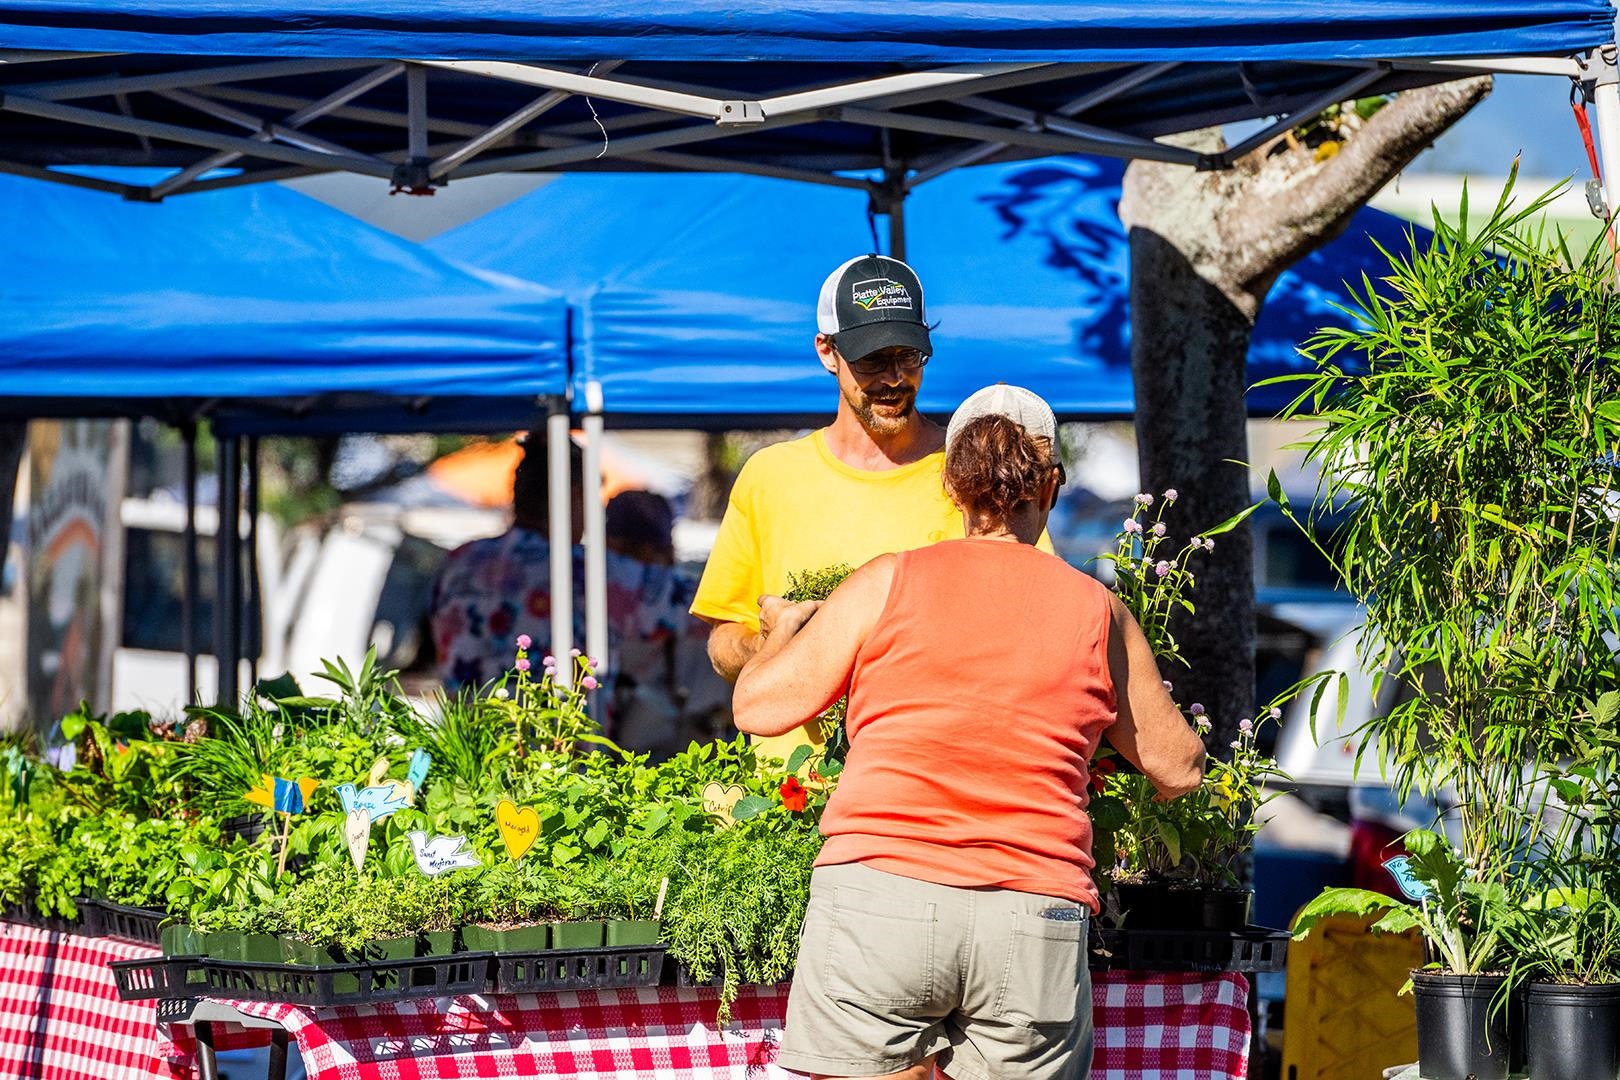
[{"xmin": 1229, "ymin": 75, "xmax": 1492, "ymax": 288}]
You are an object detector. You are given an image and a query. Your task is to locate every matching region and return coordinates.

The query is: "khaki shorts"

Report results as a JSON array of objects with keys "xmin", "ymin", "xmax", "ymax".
[{"xmin": 778, "ymin": 862, "xmax": 1093, "ymax": 1080}]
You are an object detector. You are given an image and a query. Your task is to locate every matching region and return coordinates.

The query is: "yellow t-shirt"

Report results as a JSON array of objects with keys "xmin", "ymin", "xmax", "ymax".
[{"xmin": 692, "ymin": 429, "xmax": 1051, "ymax": 763}]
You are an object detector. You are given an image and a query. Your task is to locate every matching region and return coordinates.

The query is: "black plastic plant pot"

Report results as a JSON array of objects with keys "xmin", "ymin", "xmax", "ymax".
[
  {"xmin": 1200, "ymin": 889, "xmax": 1253, "ymax": 931},
  {"xmin": 1113, "ymin": 882, "xmax": 1204, "ymax": 930},
  {"xmin": 551, "ymin": 920, "xmax": 606, "ymax": 950},
  {"xmin": 1412, "ymin": 971, "xmax": 1523, "ymax": 1080},
  {"xmin": 1525, "ymin": 981, "xmax": 1620, "ymax": 1080}
]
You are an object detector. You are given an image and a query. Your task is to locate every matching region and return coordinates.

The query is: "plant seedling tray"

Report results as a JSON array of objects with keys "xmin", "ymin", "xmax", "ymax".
[
  {"xmin": 80, "ymin": 899, "xmax": 167, "ymax": 945},
  {"xmin": 109, "ymin": 956, "xmax": 212, "ymax": 1000},
  {"xmin": 1089, "ymin": 925, "xmax": 1289, "ymax": 973},
  {"xmin": 112, "ymin": 953, "xmax": 493, "ymax": 1006},
  {"xmin": 493, "ymin": 945, "xmax": 667, "ymax": 993}
]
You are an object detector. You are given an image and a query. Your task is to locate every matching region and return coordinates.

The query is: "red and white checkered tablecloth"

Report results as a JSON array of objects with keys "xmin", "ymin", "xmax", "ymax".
[
  {"xmin": 161, "ymin": 971, "xmax": 1249, "ymax": 1080},
  {"xmin": 0, "ymin": 920, "xmax": 174, "ymax": 1080}
]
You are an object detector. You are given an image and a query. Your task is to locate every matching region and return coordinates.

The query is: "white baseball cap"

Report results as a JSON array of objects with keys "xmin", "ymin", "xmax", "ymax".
[{"xmin": 946, "ymin": 383, "xmax": 1058, "ymax": 450}]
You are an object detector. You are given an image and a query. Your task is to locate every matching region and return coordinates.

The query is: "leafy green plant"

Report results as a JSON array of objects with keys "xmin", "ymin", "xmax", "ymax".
[
  {"xmin": 1270, "ymin": 171, "xmax": 1620, "ymax": 960},
  {"xmin": 783, "ymin": 564, "xmax": 854, "ymax": 766}
]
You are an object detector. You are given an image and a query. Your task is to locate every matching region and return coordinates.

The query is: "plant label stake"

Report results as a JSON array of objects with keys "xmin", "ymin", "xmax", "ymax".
[
  {"xmin": 245, "ymin": 774, "xmax": 318, "ymax": 880},
  {"xmin": 1383, "ymin": 856, "xmax": 1433, "ymax": 901},
  {"xmin": 654, "ymin": 876, "xmax": 669, "ymax": 920},
  {"xmin": 700, "ymin": 782, "xmax": 747, "ymax": 828},
  {"xmin": 345, "ymin": 808, "xmax": 372, "ymax": 872},
  {"xmin": 405, "ymin": 749, "xmax": 431, "ymax": 797},
  {"xmin": 407, "ymin": 830, "xmax": 481, "ymax": 876},
  {"xmin": 496, "ymin": 798, "xmax": 540, "ymax": 860},
  {"xmin": 335, "ymin": 781, "xmax": 411, "ymax": 821}
]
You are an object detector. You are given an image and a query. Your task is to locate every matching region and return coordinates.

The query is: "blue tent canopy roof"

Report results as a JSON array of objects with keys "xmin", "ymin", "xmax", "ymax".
[
  {"xmin": 430, "ymin": 157, "xmax": 1423, "ymax": 423},
  {"xmin": 0, "ymin": 2, "xmax": 1606, "ymax": 200},
  {"xmin": 0, "ymin": 2, "xmax": 1608, "ymax": 62},
  {"xmin": 0, "ymin": 170, "xmax": 569, "ymax": 420}
]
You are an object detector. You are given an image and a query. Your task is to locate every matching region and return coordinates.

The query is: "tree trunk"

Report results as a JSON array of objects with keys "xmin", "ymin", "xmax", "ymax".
[
  {"xmin": 1130, "ymin": 230, "xmax": 1259, "ymax": 740},
  {"xmin": 0, "ymin": 421, "xmax": 24, "ymax": 570},
  {"xmin": 1120, "ymin": 76, "xmax": 1491, "ymax": 757}
]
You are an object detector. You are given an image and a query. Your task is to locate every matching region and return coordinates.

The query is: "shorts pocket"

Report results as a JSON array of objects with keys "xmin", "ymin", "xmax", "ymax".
[
  {"xmin": 822, "ymin": 885, "xmax": 936, "ymax": 1009},
  {"xmin": 993, "ymin": 911, "xmax": 1087, "ymax": 1027}
]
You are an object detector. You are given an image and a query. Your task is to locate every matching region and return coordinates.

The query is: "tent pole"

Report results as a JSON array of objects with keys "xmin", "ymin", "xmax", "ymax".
[
  {"xmin": 1590, "ymin": 46, "xmax": 1620, "ymax": 231},
  {"xmin": 181, "ymin": 421, "xmax": 198, "ymax": 703},
  {"xmin": 214, "ymin": 431, "xmax": 241, "ymax": 707},
  {"xmin": 546, "ymin": 401, "xmax": 574, "ymax": 690},
  {"xmin": 244, "ymin": 436, "xmax": 260, "ymax": 690},
  {"xmin": 582, "ymin": 382, "xmax": 608, "ymax": 723}
]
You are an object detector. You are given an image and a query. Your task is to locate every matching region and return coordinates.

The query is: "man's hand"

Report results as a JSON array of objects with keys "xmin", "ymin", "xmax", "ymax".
[{"xmin": 706, "ymin": 594, "xmax": 811, "ymax": 684}]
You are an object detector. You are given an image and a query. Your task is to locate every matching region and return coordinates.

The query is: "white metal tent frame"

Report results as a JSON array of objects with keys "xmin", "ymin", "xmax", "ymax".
[{"xmin": 5, "ymin": 44, "xmax": 1618, "ymax": 700}]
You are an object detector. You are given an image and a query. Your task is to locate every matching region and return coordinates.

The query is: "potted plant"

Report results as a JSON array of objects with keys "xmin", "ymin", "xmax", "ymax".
[
  {"xmin": 1274, "ymin": 172, "xmax": 1620, "ymax": 1080},
  {"xmin": 1092, "ymin": 490, "xmax": 1281, "ymax": 930},
  {"xmin": 463, "ymin": 860, "xmax": 556, "ymax": 952}
]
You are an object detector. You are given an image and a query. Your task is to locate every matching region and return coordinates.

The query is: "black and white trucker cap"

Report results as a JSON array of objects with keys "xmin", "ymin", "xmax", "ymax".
[{"xmin": 815, "ymin": 254, "xmax": 932, "ymax": 365}]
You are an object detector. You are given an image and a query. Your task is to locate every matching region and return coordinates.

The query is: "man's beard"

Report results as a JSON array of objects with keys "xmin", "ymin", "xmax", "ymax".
[{"xmin": 844, "ymin": 383, "xmax": 916, "ymax": 436}]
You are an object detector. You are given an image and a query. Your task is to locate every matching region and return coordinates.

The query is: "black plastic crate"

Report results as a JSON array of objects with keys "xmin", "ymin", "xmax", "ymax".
[
  {"xmin": 109, "ymin": 956, "xmax": 210, "ymax": 1000},
  {"xmin": 81, "ymin": 899, "xmax": 167, "ymax": 945},
  {"xmin": 201, "ymin": 953, "xmax": 492, "ymax": 1006},
  {"xmin": 1090, "ymin": 926, "xmax": 1289, "ymax": 973},
  {"xmin": 2, "ymin": 892, "xmax": 85, "ymax": 935},
  {"xmin": 494, "ymin": 945, "xmax": 667, "ymax": 993}
]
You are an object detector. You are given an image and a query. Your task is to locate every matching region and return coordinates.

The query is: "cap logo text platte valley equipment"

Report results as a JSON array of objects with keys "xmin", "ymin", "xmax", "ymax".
[{"xmin": 851, "ymin": 278, "xmax": 913, "ymax": 312}]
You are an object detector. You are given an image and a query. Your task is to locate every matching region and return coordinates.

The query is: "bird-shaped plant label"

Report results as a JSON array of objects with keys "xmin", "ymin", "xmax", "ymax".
[
  {"xmin": 496, "ymin": 799, "xmax": 541, "ymax": 860},
  {"xmin": 408, "ymin": 830, "xmax": 481, "ymax": 876},
  {"xmin": 245, "ymin": 774, "xmax": 319, "ymax": 815},
  {"xmin": 335, "ymin": 781, "xmax": 411, "ymax": 821},
  {"xmin": 345, "ymin": 809, "xmax": 372, "ymax": 873},
  {"xmin": 404, "ymin": 749, "xmax": 432, "ymax": 796},
  {"xmin": 701, "ymin": 782, "xmax": 747, "ymax": 828}
]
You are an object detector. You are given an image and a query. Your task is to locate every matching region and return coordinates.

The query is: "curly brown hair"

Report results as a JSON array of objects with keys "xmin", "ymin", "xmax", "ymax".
[{"xmin": 942, "ymin": 414, "xmax": 1058, "ymax": 524}]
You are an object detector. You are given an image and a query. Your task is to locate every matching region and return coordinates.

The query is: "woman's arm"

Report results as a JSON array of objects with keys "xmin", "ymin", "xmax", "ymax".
[
  {"xmin": 1104, "ymin": 593, "xmax": 1206, "ymax": 799},
  {"xmin": 733, "ymin": 555, "xmax": 896, "ymax": 738}
]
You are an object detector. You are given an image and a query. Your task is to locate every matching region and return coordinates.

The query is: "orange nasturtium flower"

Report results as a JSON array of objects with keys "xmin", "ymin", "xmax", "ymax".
[{"xmin": 779, "ymin": 776, "xmax": 808, "ymax": 813}]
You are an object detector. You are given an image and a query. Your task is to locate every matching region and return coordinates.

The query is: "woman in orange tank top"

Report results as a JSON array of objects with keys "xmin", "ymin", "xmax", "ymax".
[{"xmin": 735, "ymin": 385, "xmax": 1207, "ymax": 1080}]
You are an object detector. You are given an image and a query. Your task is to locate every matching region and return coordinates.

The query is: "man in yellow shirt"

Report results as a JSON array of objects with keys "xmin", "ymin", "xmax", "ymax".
[{"xmin": 693, "ymin": 254, "xmax": 1048, "ymax": 761}]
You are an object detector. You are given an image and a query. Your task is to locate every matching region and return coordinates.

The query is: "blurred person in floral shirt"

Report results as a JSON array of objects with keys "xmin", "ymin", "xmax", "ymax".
[{"xmin": 429, "ymin": 430, "xmax": 726, "ymax": 751}]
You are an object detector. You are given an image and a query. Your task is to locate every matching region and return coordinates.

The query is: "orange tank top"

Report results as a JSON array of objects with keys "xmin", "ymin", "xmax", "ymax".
[{"xmin": 815, "ymin": 538, "xmax": 1117, "ymax": 911}]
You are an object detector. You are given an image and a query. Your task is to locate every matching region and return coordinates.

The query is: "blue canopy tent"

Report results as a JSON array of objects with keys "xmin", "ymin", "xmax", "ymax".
[
  {"xmin": 0, "ymin": 168, "xmax": 570, "ymax": 702},
  {"xmin": 429, "ymin": 156, "xmax": 1423, "ymax": 424}
]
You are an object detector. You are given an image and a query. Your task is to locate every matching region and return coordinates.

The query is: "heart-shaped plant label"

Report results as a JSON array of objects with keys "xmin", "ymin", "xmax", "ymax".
[
  {"xmin": 700, "ymin": 782, "xmax": 747, "ymax": 827},
  {"xmin": 345, "ymin": 808, "xmax": 372, "ymax": 872},
  {"xmin": 496, "ymin": 798, "xmax": 541, "ymax": 860}
]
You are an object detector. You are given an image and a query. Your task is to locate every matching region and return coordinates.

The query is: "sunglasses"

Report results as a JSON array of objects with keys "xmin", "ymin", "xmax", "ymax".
[{"xmin": 845, "ymin": 348, "xmax": 930, "ymax": 376}]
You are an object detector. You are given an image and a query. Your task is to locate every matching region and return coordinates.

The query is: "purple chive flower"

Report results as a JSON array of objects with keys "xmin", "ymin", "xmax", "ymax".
[
  {"xmin": 1162, "ymin": 680, "xmax": 1174, "ymax": 692},
  {"xmin": 1152, "ymin": 522, "xmax": 1167, "ymax": 537},
  {"xmin": 542, "ymin": 654, "xmax": 555, "ymax": 666},
  {"xmin": 1239, "ymin": 718, "xmax": 1254, "ymax": 735},
  {"xmin": 582, "ymin": 675, "xmax": 599, "ymax": 690},
  {"xmin": 1269, "ymin": 707, "xmax": 1282, "ymax": 720},
  {"xmin": 1195, "ymin": 717, "xmax": 1212, "ymax": 734},
  {"xmin": 1230, "ymin": 740, "xmax": 1242, "ymax": 749},
  {"xmin": 1190, "ymin": 703, "xmax": 1205, "ymax": 716},
  {"xmin": 588, "ymin": 656, "xmax": 601, "ymax": 668},
  {"xmin": 1202, "ymin": 537, "xmax": 1215, "ymax": 552},
  {"xmin": 1154, "ymin": 560, "xmax": 1171, "ymax": 577},
  {"xmin": 1123, "ymin": 519, "xmax": 1143, "ymax": 535},
  {"xmin": 570, "ymin": 648, "xmax": 582, "ymax": 658},
  {"xmin": 1135, "ymin": 493, "xmax": 1154, "ymax": 506},
  {"xmin": 515, "ymin": 658, "xmax": 531, "ymax": 672},
  {"xmin": 1163, "ymin": 488, "xmax": 1179, "ymax": 502},
  {"xmin": 543, "ymin": 665, "xmax": 558, "ymax": 679},
  {"xmin": 516, "ymin": 634, "xmax": 532, "ymax": 650}
]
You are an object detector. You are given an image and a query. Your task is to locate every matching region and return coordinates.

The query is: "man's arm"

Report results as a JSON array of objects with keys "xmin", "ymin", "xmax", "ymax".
[
  {"xmin": 1103, "ymin": 593, "xmax": 1206, "ymax": 799},
  {"xmin": 705, "ymin": 595, "xmax": 800, "ymax": 683},
  {"xmin": 733, "ymin": 556, "xmax": 894, "ymax": 738}
]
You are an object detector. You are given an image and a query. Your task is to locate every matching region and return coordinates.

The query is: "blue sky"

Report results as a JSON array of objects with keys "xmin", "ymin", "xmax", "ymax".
[{"xmin": 1415, "ymin": 74, "xmax": 1593, "ymax": 179}]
